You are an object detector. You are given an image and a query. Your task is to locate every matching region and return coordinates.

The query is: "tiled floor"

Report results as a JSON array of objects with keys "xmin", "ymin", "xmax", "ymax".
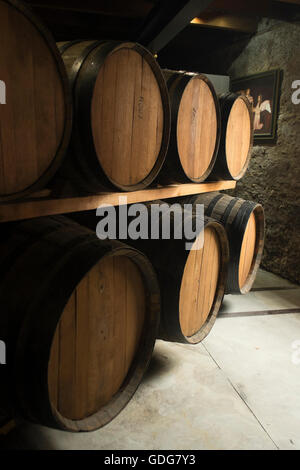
[{"xmin": 1, "ymin": 269, "xmax": 300, "ymax": 450}]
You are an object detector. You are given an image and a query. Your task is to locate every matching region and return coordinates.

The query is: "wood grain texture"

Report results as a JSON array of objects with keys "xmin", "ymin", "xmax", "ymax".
[
  {"xmin": 189, "ymin": 192, "xmax": 264, "ymax": 294},
  {"xmin": 238, "ymin": 211, "xmax": 257, "ymax": 289},
  {"xmin": 179, "ymin": 226, "xmax": 220, "ymax": 337},
  {"xmin": 207, "ymin": 93, "xmax": 253, "ymax": 182},
  {"xmin": 0, "ymin": 216, "xmax": 159, "ymax": 432},
  {"xmin": 177, "ymin": 77, "xmax": 217, "ymax": 180},
  {"xmin": 127, "ymin": 204, "xmax": 229, "ymax": 345},
  {"xmin": 48, "ymin": 255, "xmax": 145, "ymax": 420},
  {"xmin": 0, "ymin": 181, "xmax": 237, "ymax": 223},
  {"xmin": 57, "ymin": 40, "xmax": 169, "ymax": 193},
  {"xmin": 0, "ymin": 0, "xmax": 68, "ymax": 198},
  {"xmin": 92, "ymin": 47, "xmax": 163, "ymax": 187},
  {"xmin": 158, "ymin": 71, "xmax": 220, "ymax": 185},
  {"xmin": 226, "ymin": 96, "xmax": 251, "ymax": 177},
  {"xmin": 58, "ymin": 40, "xmax": 96, "ymax": 85}
]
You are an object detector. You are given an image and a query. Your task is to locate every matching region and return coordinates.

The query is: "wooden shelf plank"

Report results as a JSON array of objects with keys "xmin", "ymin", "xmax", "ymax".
[{"xmin": 0, "ymin": 181, "xmax": 236, "ymax": 223}]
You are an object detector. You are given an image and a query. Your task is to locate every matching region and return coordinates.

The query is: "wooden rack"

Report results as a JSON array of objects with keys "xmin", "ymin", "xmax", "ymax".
[
  {"xmin": 0, "ymin": 181, "xmax": 236, "ymax": 223},
  {"xmin": 0, "ymin": 179, "xmax": 235, "ymax": 435}
]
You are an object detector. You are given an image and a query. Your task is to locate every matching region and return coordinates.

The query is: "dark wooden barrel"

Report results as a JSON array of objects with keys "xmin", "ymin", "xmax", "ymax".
[
  {"xmin": 56, "ymin": 40, "xmax": 171, "ymax": 193},
  {"xmin": 156, "ymin": 70, "xmax": 220, "ymax": 184},
  {"xmin": 208, "ymin": 93, "xmax": 253, "ymax": 181},
  {"xmin": 0, "ymin": 0, "xmax": 72, "ymax": 202},
  {"xmin": 121, "ymin": 201, "xmax": 229, "ymax": 344},
  {"xmin": 188, "ymin": 193, "xmax": 265, "ymax": 294},
  {"xmin": 0, "ymin": 216, "xmax": 159, "ymax": 432}
]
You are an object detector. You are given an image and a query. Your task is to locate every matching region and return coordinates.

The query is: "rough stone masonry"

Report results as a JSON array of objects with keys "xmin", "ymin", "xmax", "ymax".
[{"xmin": 215, "ymin": 18, "xmax": 300, "ymax": 284}]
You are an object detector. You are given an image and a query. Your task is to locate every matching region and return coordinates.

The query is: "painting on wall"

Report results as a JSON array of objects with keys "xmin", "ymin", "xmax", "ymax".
[{"xmin": 231, "ymin": 69, "xmax": 281, "ymax": 143}]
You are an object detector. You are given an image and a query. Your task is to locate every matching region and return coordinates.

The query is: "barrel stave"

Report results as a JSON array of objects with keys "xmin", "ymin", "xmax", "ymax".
[
  {"xmin": 56, "ymin": 40, "xmax": 170, "ymax": 193},
  {"xmin": 157, "ymin": 70, "xmax": 221, "ymax": 184},
  {"xmin": 0, "ymin": 216, "xmax": 159, "ymax": 432},
  {"xmin": 188, "ymin": 193, "xmax": 265, "ymax": 294},
  {"xmin": 0, "ymin": 0, "xmax": 72, "ymax": 202},
  {"xmin": 122, "ymin": 201, "xmax": 229, "ymax": 344},
  {"xmin": 208, "ymin": 93, "xmax": 253, "ymax": 181}
]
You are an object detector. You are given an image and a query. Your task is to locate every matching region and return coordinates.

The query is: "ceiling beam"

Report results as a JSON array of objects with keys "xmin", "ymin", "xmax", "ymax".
[
  {"xmin": 191, "ymin": 14, "xmax": 258, "ymax": 32},
  {"xmin": 142, "ymin": 0, "xmax": 214, "ymax": 53}
]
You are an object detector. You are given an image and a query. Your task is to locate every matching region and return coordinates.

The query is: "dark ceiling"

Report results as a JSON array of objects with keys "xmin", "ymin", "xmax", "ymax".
[{"xmin": 23, "ymin": 0, "xmax": 300, "ymax": 72}]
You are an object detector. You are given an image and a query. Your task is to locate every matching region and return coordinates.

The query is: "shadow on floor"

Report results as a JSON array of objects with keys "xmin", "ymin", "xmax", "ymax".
[
  {"xmin": 142, "ymin": 346, "xmax": 177, "ymax": 385},
  {"xmin": 0, "ymin": 421, "xmax": 55, "ymax": 450}
]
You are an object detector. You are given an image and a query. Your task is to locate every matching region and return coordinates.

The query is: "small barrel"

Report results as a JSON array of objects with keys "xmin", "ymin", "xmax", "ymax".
[
  {"xmin": 57, "ymin": 40, "xmax": 170, "ymax": 193},
  {"xmin": 157, "ymin": 70, "xmax": 220, "ymax": 184},
  {"xmin": 0, "ymin": 216, "xmax": 159, "ymax": 432},
  {"xmin": 208, "ymin": 93, "xmax": 253, "ymax": 181},
  {"xmin": 188, "ymin": 193, "xmax": 265, "ymax": 294},
  {"xmin": 0, "ymin": 0, "xmax": 72, "ymax": 202},
  {"xmin": 123, "ymin": 202, "xmax": 229, "ymax": 344}
]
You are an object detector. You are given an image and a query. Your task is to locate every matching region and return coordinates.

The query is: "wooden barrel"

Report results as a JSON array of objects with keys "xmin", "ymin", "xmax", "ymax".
[
  {"xmin": 208, "ymin": 93, "xmax": 253, "ymax": 181},
  {"xmin": 123, "ymin": 202, "xmax": 229, "ymax": 344},
  {"xmin": 56, "ymin": 40, "xmax": 171, "ymax": 193},
  {"xmin": 0, "ymin": 216, "xmax": 159, "ymax": 432},
  {"xmin": 157, "ymin": 70, "xmax": 220, "ymax": 184},
  {"xmin": 188, "ymin": 193, "xmax": 265, "ymax": 294},
  {"xmin": 0, "ymin": 0, "xmax": 72, "ymax": 202}
]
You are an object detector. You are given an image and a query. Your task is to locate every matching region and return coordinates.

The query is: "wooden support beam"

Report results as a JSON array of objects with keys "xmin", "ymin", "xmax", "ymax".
[
  {"xmin": 0, "ymin": 181, "xmax": 236, "ymax": 223},
  {"xmin": 142, "ymin": 0, "xmax": 214, "ymax": 53},
  {"xmin": 191, "ymin": 14, "xmax": 258, "ymax": 33}
]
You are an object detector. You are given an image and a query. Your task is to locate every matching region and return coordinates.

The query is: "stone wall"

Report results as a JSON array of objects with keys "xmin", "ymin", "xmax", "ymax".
[{"xmin": 214, "ymin": 19, "xmax": 300, "ymax": 284}]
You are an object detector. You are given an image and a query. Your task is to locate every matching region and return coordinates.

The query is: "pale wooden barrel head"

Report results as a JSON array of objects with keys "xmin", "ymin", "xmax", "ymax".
[
  {"xmin": 91, "ymin": 45, "xmax": 164, "ymax": 188},
  {"xmin": 179, "ymin": 226, "xmax": 221, "ymax": 338},
  {"xmin": 239, "ymin": 211, "xmax": 257, "ymax": 289},
  {"xmin": 48, "ymin": 255, "xmax": 146, "ymax": 421},
  {"xmin": 177, "ymin": 77, "xmax": 218, "ymax": 180},
  {"xmin": 0, "ymin": 0, "xmax": 66, "ymax": 196},
  {"xmin": 225, "ymin": 96, "xmax": 252, "ymax": 178}
]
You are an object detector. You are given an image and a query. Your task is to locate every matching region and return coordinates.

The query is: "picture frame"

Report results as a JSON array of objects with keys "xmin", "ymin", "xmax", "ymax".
[{"xmin": 231, "ymin": 69, "xmax": 281, "ymax": 143}]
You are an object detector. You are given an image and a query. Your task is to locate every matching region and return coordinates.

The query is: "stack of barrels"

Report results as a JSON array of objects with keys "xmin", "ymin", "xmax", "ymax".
[
  {"xmin": 0, "ymin": 0, "xmax": 255, "ymax": 201},
  {"xmin": 0, "ymin": 0, "xmax": 265, "ymax": 435}
]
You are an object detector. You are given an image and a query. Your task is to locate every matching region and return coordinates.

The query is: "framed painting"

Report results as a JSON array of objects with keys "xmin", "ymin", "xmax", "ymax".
[{"xmin": 231, "ymin": 69, "xmax": 281, "ymax": 143}]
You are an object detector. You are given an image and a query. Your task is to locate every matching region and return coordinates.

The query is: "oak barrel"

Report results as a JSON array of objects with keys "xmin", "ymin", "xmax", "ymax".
[
  {"xmin": 0, "ymin": 216, "xmax": 159, "ymax": 432},
  {"xmin": 56, "ymin": 40, "xmax": 171, "ymax": 193},
  {"xmin": 157, "ymin": 70, "xmax": 220, "ymax": 183},
  {"xmin": 188, "ymin": 193, "xmax": 265, "ymax": 294},
  {"xmin": 208, "ymin": 93, "xmax": 253, "ymax": 181},
  {"xmin": 0, "ymin": 0, "xmax": 72, "ymax": 202},
  {"xmin": 123, "ymin": 202, "xmax": 229, "ymax": 344}
]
